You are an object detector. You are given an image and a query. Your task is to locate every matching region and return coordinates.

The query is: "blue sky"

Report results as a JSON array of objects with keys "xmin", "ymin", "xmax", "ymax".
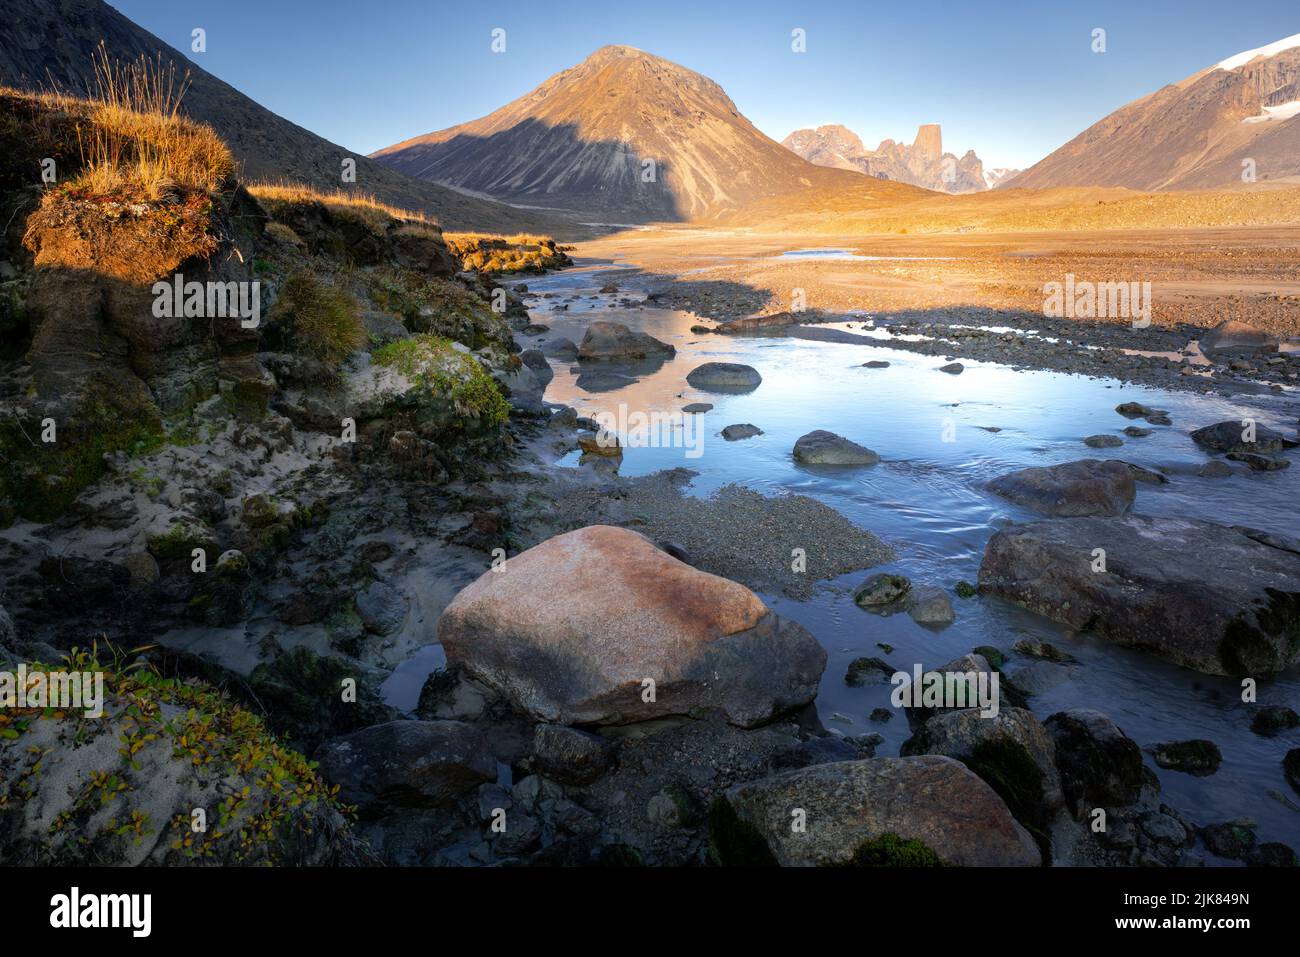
[{"xmin": 112, "ymin": 0, "xmax": 1299, "ymax": 170}]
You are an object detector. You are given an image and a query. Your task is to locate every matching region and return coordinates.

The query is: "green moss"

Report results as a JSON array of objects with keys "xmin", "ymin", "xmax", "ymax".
[
  {"xmin": 961, "ymin": 737, "xmax": 1051, "ymax": 859},
  {"xmin": 368, "ymin": 270, "xmax": 511, "ymax": 351},
  {"xmin": 146, "ymin": 522, "xmax": 215, "ymax": 562},
  {"xmin": 841, "ymin": 833, "xmax": 947, "ymax": 867},
  {"xmin": 373, "ymin": 334, "xmax": 509, "ymax": 428},
  {"xmin": 0, "ymin": 385, "xmax": 165, "ymax": 523},
  {"xmin": 955, "ymin": 580, "xmax": 977, "ymax": 599},
  {"xmin": 972, "ymin": 646, "xmax": 1006, "ymax": 670},
  {"xmin": 706, "ymin": 797, "xmax": 779, "ymax": 867}
]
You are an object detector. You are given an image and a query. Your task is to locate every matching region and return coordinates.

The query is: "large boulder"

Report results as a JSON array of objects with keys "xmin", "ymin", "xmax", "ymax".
[
  {"xmin": 1199, "ymin": 319, "xmax": 1279, "ymax": 357},
  {"xmin": 436, "ymin": 525, "xmax": 827, "ymax": 727},
  {"xmin": 1044, "ymin": 710, "xmax": 1144, "ymax": 817},
  {"xmin": 314, "ymin": 720, "xmax": 496, "ymax": 812},
  {"xmin": 986, "ymin": 459, "xmax": 1135, "ymax": 517},
  {"xmin": 710, "ymin": 756, "xmax": 1041, "ymax": 867},
  {"xmin": 1190, "ymin": 420, "xmax": 1295, "ymax": 454},
  {"xmin": 979, "ymin": 515, "xmax": 1300, "ymax": 675},
  {"xmin": 686, "ymin": 362, "xmax": 762, "ymax": 392},
  {"xmin": 793, "ymin": 430, "xmax": 879, "ymax": 466},
  {"xmin": 577, "ymin": 321, "xmax": 675, "ymax": 360},
  {"xmin": 902, "ymin": 708, "xmax": 1064, "ymax": 839}
]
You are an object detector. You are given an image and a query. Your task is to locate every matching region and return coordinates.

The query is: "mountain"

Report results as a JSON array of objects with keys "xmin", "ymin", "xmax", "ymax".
[
  {"xmin": 0, "ymin": 0, "xmax": 570, "ymax": 234},
  {"xmin": 782, "ymin": 123, "xmax": 1015, "ymax": 194},
  {"xmin": 1009, "ymin": 33, "xmax": 1300, "ymax": 190},
  {"xmin": 371, "ymin": 45, "xmax": 886, "ymax": 222}
]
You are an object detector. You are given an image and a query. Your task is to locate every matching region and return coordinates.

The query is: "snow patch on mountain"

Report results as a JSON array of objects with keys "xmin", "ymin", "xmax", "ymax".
[{"xmin": 1217, "ymin": 33, "xmax": 1300, "ymax": 71}]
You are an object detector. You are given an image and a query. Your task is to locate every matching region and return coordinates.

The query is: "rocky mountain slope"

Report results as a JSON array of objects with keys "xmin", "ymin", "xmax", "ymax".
[
  {"xmin": 1010, "ymin": 33, "xmax": 1300, "ymax": 190},
  {"xmin": 782, "ymin": 123, "xmax": 1016, "ymax": 194},
  {"xmin": 371, "ymin": 45, "xmax": 890, "ymax": 222},
  {"xmin": 0, "ymin": 0, "xmax": 571, "ymax": 234}
]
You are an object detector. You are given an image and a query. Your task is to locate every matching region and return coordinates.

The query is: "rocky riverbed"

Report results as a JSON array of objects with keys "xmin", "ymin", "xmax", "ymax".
[{"xmin": 4, "ymin": 242, "xmax": 1300, "ymax": 867}]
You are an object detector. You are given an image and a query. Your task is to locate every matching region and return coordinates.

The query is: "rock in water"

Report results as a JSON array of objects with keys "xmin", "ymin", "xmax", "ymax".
[
  {"xmin": 1083, "ymin": 434, "xmax": 1123, "ymax": 448},
  {"xmin": 979, "ymin": 515, "xmax": 1300, "ymax": 675},
  {"xmin": 1043, "ymin": 710, "xmax": 1144, "ymax": 818},
  {"xmin": 793, "ymin": 430, "xmax": 880, "ymax": 466},
  {"xmin": 686, "ymin": 362, "xmax": 762, "ymax": 392},
  {"xmin": 721, "ymin": 423, "xmax": 763, "ymax": 441},
  {"xmin": 436, "ymin": 525, "xmax": 826, "ymax": 727},
  {"xmin": 577, "ymin": 321, "xmax": 675, "ymax": 360},
  {"xmin": 986, "ymin": 459, "xmax": 1134, "ymax": 517},
  {"xmin": 939, "ymin": 362, "xmax": 965, "ymax": 374},
  {"xmin": 710, "ymin": 756, "xmax": 1041, "ymax": 866},
  {"xmin": 1190, "ymin": 420, "xmax": 1295, "ymax": 454}
]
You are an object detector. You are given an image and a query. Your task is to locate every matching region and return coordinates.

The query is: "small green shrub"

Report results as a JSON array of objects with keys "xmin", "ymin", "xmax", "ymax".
[
  {"xmin": 276, "ymin": 270, "xmax": 364, "ymax": 368},
  {"xmin": 372, "ymin": 334, "xmax": 509, "ymax": 427}
]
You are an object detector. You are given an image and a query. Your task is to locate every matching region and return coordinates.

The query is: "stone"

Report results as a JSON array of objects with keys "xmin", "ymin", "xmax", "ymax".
[
  {"xmin": 844, "ymin": 656, "xmax": 894, "ymax": 686},
  {"xmin": 1199, "ymin": 319, "xmax": 1280, "ymax": 357},
  {"xmin": 939, "ymin": 362, "xmax": 964, "ymax": 374},
  {"xmin": 578, "ymin": 321, "xmax": 675, "ymax": 360},
  {"xmin": 1190, "ymin": 420, "xmax": 1295, "ymax": 454},
  {"xmin": 1044, "ymin": 710, "xmax": 1144, "ymax": 817},
  {"xmin": 1199, "ymin": 460, "xmax": 1233, "ymax": 478},
  {"xmin": 862, "ymin": 360, "xmax": 891, "ymax": 368},
  {"xmin": 793, "ymin": 430, "xmax": 879, "ymax": 466},
  {"xmin": 682, "ymin": 402, "xmax": 713, "ymax": 413},
  {"xmin": 721, "ymin": 423, "xmax": 763, "ymax": 441},
  {"xmin": 986, "ymin": 459, "xmax": 1134, "ymax": 517},
  {"xmin": 531, "ymin": 724, "xmax": 616, "ymax": 785},
  {"xmin": 313, "ymin": 720, "xmax": 496, "ymax": 811},
  {"xmin": 686, "ymin": 362, "xmax": 762, "ymax": 392},
  {"xmin": 907, "ymin": 587, "xmax": 955, "ymax": 626},
  {"xmin": 1250, "ymin": 705, "xmax": 1300, "ymax": 737},
  {"xmin": 577, "ymin": 430, "xmax": 622, "ymax": 457},
  {"xmin": 355, "ymin": 581, "xmax": 409, "ymax": 636},
  {"xmin": 979, "ymin": 514, "xmax": 1300, "ymax": 675},
  {"xmin": 436, "ymin": 526, "xmax": 827, "ymax": 727},
  {"xmin": 1149, "ymin": 739, "xmax": 1222, "ymax": 776},
  {"xmin": 121, "ymin": 551, "xmax": 160, "ymax": 586},
  {"xmin": 710, "ymin": 756, "xmax": 1041, "ymax": 866},
  {"xmin": 853, "ymin": 572, "xmax": 911, "ymax": 607},
  {"xmin": 1084, "ymin": 434, "xmax": 1123, "ymax": 448}
]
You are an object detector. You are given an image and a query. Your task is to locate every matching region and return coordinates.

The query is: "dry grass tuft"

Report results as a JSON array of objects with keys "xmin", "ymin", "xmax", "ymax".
[
  {"xmin": 248, "ymin": 182, "xmax": 436, "ymax": 231},
  {"xmin": 62, "ymin": 43, "xmax": 233, "ymax": 201}
]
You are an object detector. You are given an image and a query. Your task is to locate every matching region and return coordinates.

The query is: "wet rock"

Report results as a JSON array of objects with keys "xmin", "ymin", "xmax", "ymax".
[
  {"xmin": 519, "ymin": 349, "xmax": 553, "ymax": 385},
  {"xmin": 599, "ymin": 283, "xmax": 620, "ymax": 294},
  {"xmin": 1115, "ymin": 402, "xmax": 1165, "ymax": 420},
  {"xmin": 986, "ymin": 459, "xmax": 1134, "ymax": 517},
  {"xmin": 771, "ymin": 736, "xmax": 861, "ymax": 769},
  {"xmin": 845, "ymin": 656, "xmax": 894, "ymax": 686},
  {"xmin": 1123, "ymin": 426, "xmax": 1153, "ymax": 437},
  {"xmin": 576, "ymin": 370, "xmax": 637, "ymax": 392},
  {"xmin": 1124, "ymin": 462, "xmax": 1169, "ymax": 484},
  {"xmin": 1012, "ymin": 638, "xmax": 1076, "ymax": 663},
  {"xmin": 314, "ymin": 720, "xmax": 495, "ymax": 812},
  {"xmin": 853, "ymin": 572, "xmax": 911, "ymax": 608},
  {"xmin": 521, "ymin": 323, "xmax": 550, "ymax": 336},
  {"xmin": 1191, "ymin": 420, "xmax": 1295, "ymax": 454},
  {"xmin": 1140, "ymin": 811, "xmax": 1188, "ymax": 847},
  {"xmin": 1287, "ymin": 750, "xmax": 1300, "ymax": 796},
  {"xmin": 540, "ymin": 337, "xmax": 579, "ymax": 359},
  {"xmin": 494, "ymin": 813, "xmax": 543, "ymax": 856},
  {"xmin": 862, "ymin": 360, "xmax": 891, "ymax": 368},
  {"xmin": 1199, "ymin": 459, "xmax": 1233, "ymax": 478},
  {"xmin": 682, "ymin": 402, "xmax": 713, "ymax": 413},
  {"xmin": 1150, "ymin": 739, "xmax": 1222, "ymax": 776},
  {"xmin": 532, "ymin": 724, "xmax": 616, "ymax": 785},
  {"xmin": 869, "ymin": 708, "xmax": 894, "ymax": 723},
  {"xmin": 1248, "ymin": 843, "xmax": 1298, "ymax": 867},
  {"xmin": 1044, "ymin": 710, "xmax": 1144, "ymax": 817},
  {"xmin": 355, "ymin": 581, "xmax": 408, "ymax": 636},
  {"xmin": 437, "ymin": 525, "xmax": 826, "ymax": 727},
  {"xmin": 577, "ymin": 430, "xmax": 622, "ymax": 457},
  {"xmin": 954, "ymin": 580, "xmax": 977, "ymax": 598},
  {"xmin": 1226, "ymin": 451, "xmax": 1290, "ymax": 471},
  {"xmin": 939, "ymin": 362, "xmax": 964, "ymax": 374},
  {"xmin": 1251, "ymin": 705, "xmax": 1300, "ymax": 737},
  {"xmin": 1199, "ymin": 821, "xmax": 1256, "ymax": 859},
  {"xmin": 1084, "ymin": 434, "xmax": 1123, "ymax": 448},
  {"xmin": 721, "ymin": 423, "xmax": 763, "ymax": 441},
  {"xmin": 793, "ymin": 430, "xmax": 880, "ymax": 466},
  {"xmin": 907, "ymin": 587, "xmax": 955, "ymax": 627},
  {"xmin": 901, "ymin": 707, "xmax": 1065, "ymax": 837},
  {"xmin": 1001, "ymin": 660, "xmax": 1071, "ymax": 696},
  {"xmin": 686, "ymin": 362, "xmax": 762, "ymax": 392},
  {"xmin": 710, "ymin": 756, "xmax": 1041, "ymax": 866},
  {"xmin": 578, "ymin": 321, "xmax": 675, "ymax": 360},
  {"xmin": 979, "ymin": 514, "xmax": 1300, "ymax": 675}
]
